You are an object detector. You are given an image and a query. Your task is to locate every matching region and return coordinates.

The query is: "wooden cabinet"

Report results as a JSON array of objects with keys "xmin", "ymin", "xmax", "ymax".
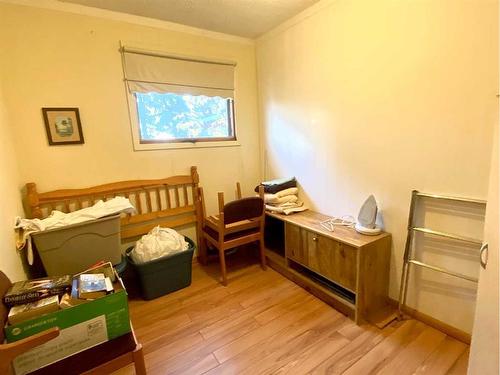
[
  {"xmin": 266, "ymin": 211, "xmax": 392, "ymax": 325},
  {"xmin": 285, "ymin": 223, "xmax": 306, "ymax": 265},
  {"xmin": 305, "ymin": 230, "xmax": 357, "ymax": 292},
  {"xmin": 286, "ymin": 223, "xmax": 358, "ymax": 291}
]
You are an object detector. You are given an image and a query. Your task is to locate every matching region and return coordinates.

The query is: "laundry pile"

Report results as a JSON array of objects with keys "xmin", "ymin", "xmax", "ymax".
[
  {"xmin": 255, "ymin": 177, "xmax": 307, "ymax": 215},
  {"xmin": 130, "ymin": 226, "xmax": 189, "ymax": 264}
]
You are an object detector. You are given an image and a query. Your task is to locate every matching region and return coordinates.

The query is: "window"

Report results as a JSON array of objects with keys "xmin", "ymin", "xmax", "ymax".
[
  {"xmin": 121, "ymin": 46, "xmax": 237, "ymax": 149},
  {"xmin": 135, "ymin": 92, "xmax": 235, "ymax": 143}
]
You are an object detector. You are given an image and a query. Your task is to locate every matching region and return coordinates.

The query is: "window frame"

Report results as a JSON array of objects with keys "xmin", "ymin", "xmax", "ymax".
[{"xmin": 126, "ymin": 90, "xmax": 240, "ymax": 151}]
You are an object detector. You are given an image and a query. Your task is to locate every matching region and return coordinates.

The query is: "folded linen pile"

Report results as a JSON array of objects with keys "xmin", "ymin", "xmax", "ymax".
[{"xmin": 255, "ymin": 177, "xmax": 307, "ymax": 215}]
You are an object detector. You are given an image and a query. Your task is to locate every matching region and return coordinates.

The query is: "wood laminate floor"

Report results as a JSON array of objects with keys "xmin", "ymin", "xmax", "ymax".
[{"xmin": 114, "ymin": 251, "xmax": 469, "ymax": 375}]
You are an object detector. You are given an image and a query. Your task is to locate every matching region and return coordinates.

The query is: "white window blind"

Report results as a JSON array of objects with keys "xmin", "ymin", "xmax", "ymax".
[{"xmin": 121, "ymin": 47, "xmax": 235, "ymax": 98}]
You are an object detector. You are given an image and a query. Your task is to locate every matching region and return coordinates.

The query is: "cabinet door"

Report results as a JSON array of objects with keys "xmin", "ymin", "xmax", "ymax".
[
  {"xmin": 285, "ymin": 223, "xmax": 307, "ymax": 266},
  {"xmin": 306, "ymin": 231, "xmax": 357, "ymax": 291}
]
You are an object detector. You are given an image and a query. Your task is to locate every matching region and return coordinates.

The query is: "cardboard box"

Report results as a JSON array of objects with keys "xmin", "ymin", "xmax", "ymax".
[{"xmin": 4, "ymin": 270, "xmax": 130, "ymax": 375}]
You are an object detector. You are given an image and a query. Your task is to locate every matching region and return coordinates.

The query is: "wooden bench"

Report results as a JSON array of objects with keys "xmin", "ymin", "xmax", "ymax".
[{"xmin": 24, "ymin": 166, "xmax": 206, "ymax": 263}]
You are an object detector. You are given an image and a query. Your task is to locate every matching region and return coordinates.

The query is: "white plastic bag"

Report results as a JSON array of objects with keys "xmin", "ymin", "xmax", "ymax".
[{"xmin": 131, "ymin": 226, "xmax": 189, "ymax": 264}]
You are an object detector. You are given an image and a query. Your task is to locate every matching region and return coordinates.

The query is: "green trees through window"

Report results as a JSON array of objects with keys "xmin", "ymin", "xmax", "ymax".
[{"xmin": 135, "ymin": 92, "xmax": 234, "ymax": 142}]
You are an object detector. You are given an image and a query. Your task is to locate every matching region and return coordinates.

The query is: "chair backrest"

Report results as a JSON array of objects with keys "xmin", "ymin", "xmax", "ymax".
[
  {"xmin": 223, "ymin": 197, "xmax": 264, "ymax": 225},
  {"xmin": 0, "ymin": 271, "xmax": 12, "ymax": 343}
]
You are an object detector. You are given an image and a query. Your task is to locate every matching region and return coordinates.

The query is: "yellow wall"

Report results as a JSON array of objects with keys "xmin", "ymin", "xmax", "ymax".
[
  {"xmin": 257, "ymin": 0, "xmax": 498, "ymax": 333},
  {"xmin": 0, "ymin": 81, "xmax": 25, "ymax": 281},
  {"xmin": 0, "ymin": 2, "xmax": 261, "ymax": 217}
]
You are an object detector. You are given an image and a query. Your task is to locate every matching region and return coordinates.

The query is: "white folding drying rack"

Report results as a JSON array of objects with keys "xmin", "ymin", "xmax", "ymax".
[{"xmin": 398, "ymin": 190, "xmax": 487, "ymax": 317}]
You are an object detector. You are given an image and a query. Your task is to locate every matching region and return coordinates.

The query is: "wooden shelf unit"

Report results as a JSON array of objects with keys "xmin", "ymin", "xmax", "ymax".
[{"xmin": 264, "ymin": 210, "xmax": 392, "ymax": 324}]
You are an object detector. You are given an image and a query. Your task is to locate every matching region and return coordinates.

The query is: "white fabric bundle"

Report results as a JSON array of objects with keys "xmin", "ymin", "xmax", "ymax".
[
  {"xmin": 16, "ymin": 197, "xmax": 135, "ymax": 233},
  {"xmin": 131, "ymin": 226, "xmax": 189, "ymax": 264}
]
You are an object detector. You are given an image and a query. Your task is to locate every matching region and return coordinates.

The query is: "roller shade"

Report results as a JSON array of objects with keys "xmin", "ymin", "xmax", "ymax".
[{"xmin": 122, "ymin": 47, "xmax": 235, "ymax": 99}]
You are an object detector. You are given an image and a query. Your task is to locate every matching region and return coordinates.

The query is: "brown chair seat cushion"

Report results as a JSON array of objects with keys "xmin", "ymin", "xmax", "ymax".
[
  {"xmin": 203, "ymin": 225, "xmax": 260, "ymax": 243},
  {"xmin": 29, "ymin": 332, "xmax": 137, "ymax": 375}
]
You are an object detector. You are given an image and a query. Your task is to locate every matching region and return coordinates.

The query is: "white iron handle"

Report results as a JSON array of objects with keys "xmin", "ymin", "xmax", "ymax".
[{"xmin": 479, "ymin": 243, "xmax": 488, "ymax": 269}]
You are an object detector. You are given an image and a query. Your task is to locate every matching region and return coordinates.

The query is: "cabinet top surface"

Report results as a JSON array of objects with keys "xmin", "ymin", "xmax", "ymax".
[{"xmin": 267, "ymin": 210, "xmax": 390, "ymax": 248}]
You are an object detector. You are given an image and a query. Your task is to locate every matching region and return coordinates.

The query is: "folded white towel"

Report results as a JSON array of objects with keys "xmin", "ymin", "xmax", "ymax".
[
  {"xmin": 264, "ymin": 194, "xmax": 298, "ymax": 205},
  {"xmin": 263, "ymin": 187, "xmax": 304, "ymax": 215},
  {"xmin": 276, "ymin": 187, "xmax": 298, "ymax": 198},
  {"xmin": 266, "ymin": 201, "xmax": 308, "ymax": 215},
  {"xmin": 280, "ymin": 201, "xmax": 301, "ymax": 207}
]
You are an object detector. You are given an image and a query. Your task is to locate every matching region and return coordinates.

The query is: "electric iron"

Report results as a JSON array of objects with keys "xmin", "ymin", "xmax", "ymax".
[{"xmin": 355, "ymin": 195, "xmax": 382, "ymax": 235}]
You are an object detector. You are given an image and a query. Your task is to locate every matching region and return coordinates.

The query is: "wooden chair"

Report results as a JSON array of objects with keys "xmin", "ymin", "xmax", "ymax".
[
  {"xmin": 0, "ymin": 270, "xmax": 146, "ymax": 375},
  {"xmin": 199, "ymin": 183, "xmax": 267, "ymax": 285}
]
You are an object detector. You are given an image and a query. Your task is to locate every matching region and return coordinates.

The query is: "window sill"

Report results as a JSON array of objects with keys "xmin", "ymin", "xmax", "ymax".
[{"xmin": 133, "ymin": 140, "xmax": 241, "ymax": 151}]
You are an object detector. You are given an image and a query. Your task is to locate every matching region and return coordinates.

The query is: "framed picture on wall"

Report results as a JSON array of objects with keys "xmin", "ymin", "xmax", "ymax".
[{"xmin": 42, "ymin": 107, "xmax": 84, "ymax": 145}]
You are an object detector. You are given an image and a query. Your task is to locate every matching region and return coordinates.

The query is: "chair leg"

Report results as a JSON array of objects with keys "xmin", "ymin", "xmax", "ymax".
[
  {"xmin": 132, "ymin": 344, "xmax": 146, "ymax": 375},
  {"xmin": 198, "ymin": 236, "xmax": 208, "ymax": 265},
  {"xmin": 259, "ymin": 239, "xmax": 267, "ymax": 270},
  {"xmin": 218, "ymin": 248, "xmax": 228, "ymax": 286}
]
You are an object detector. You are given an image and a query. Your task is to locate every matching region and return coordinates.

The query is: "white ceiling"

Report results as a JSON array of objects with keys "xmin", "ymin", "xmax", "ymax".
[{"xmin": 58, "ymin": 0, "xmax": 320, "ymax": 38}]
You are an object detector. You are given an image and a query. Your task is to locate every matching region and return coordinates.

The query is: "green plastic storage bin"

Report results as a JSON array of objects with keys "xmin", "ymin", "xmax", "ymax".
[{"xmin": 126, "ymin": 237, "xmax": 195, "ymax": 300}]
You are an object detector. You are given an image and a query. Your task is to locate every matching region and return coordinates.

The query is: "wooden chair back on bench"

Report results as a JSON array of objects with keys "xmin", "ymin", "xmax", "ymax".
[{"xmin": 24, "ymin": 166, "xmax": 204, "ymax": 260}]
